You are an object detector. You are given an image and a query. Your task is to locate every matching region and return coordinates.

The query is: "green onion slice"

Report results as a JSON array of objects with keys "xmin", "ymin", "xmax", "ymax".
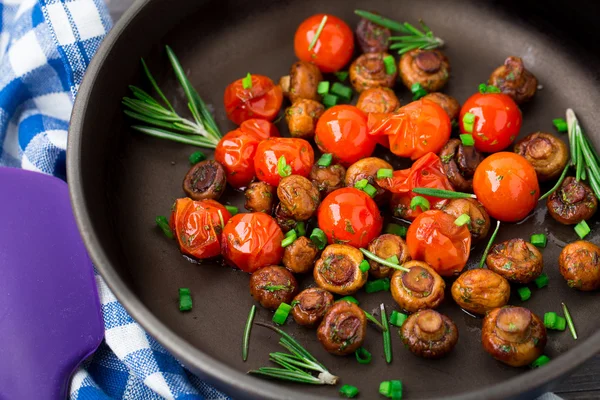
[
  {"xmin": 277, "ymin": 155, "xmax": 292, "ymax": 177},
  {"xmin": 460, "ymin": 133, "xmax": 475, "ymax": 146},
  {"xmin": 179, "ymin": 288, "xmax": 192, "ymax": 311},
  {"xmin": 272, "ymin": 303, "xmax": 292, "ymax": 325},
  {"xmin": 355, "ymin": 347, "xmax": 372, "ymax": 365},
  {"xmin": 242, "ymin": 72, "xmax": 252, "ymax": 89},
  {"xmin": 317, "ymin": 153, "xmax": 333, "ymax": 167},
  {"xmin": 310, "ymin": 228, "xmax": 327, "ymax": 250},
  {"xmin": 454, "ymin": 213, "xmax": 471, "ymax": 226},
  {"xmin": 377, "ymin": 168, "xmax": 393, "ymax": 179},
  {"xmin": 410, "ymin": 195, "xmax": 430, "ymax": 211},
  {"xmin": 225, "ymin": 205, "xmax": 238, "ymax": 216},
  {"xmin": 574, "ymin": 220, "xmax": 590, "ymax": 239},
  {"xmin": 339, "ymin": 384, "xmax": 359, "ymax": 398},
  {"xmin": 188, "ymin": 150, "xmax": 206, "ymax": 164},
  {"xmin": 530, "ymin": 233, "xmax": 547, "ymax": 248},
  {"xmin": 517, "ymin": 287, "xmax": 531, "ymax": 301},
  {"xmin": 383, "ymin": 55, "xmax": 397, "ymax": 75},
  {"xmin": 155, "ymin": 215, "xmax": 174, "ymax": 239}
]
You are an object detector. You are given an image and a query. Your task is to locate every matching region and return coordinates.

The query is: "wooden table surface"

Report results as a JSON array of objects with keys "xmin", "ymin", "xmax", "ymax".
[{"xmin": 104, "ymin": 1, "xmax": 599, "ymax": 399}]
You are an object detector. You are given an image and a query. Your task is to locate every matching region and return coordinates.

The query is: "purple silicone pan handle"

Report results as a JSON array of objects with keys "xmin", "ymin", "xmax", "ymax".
[{"xmin": 0, "ymin": 167, "xmax": 104, "ymax": 400}]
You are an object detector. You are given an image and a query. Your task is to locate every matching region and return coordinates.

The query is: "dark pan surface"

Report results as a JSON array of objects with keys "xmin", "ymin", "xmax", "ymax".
[{"xmin": 68, "ymin": 0, "xmax": 600, "ymax": 399}]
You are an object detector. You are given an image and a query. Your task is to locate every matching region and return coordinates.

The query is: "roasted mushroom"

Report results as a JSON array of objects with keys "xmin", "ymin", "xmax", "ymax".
[
  {"xmin": 451, "ymin": 269, "xmax": 511, "ymax": 315},
  {"xmin": 488, "ymin": 56, "xmax": 537, "ymax": 104},
  {"xmin": 439, "ymin": 138, "xmax": 484, "ymax": 192},
  {"xmin": 390, "ymin": 261, "xmax": 445, "ymax": 312},
  {"xmin": 356, "ymin": 87, "xmax": 400, "ymax": 114},
  {"xmin": 291, "ymin": 287, "xmax": 334, "ymax": 328},
  {"xmin": 344, "ymin": 157, "xmax": 393, "ymax": 205},
  {"xmin": 274, "ymin": 203, "xmax": 297, "ymax": 233},
  {"xmin": 367, "ymin": 234, "xmax": 411, "ymax": 278},
  {"xmin": 547, "ymin": 177, "xmax": 598, "ymax": 225},
  {"xmin": 182, "ymin": 160, "xmax": 226, "ymax": 200},
  {"xmin": 277, "ymin": 175, "xmax": 320, "ymax": 221},
  {"xmin": 309, "ymin": 163, "xmax": 346, "ymax": 198},
  {"xmin": 559, "ymin": 241, "xmax": 600, "ymax": 291},
  {"xmin": 400, "ymin": 309, "xmax": 459, "ymax": 359},
  {"xmin": 349, "ymin": 52, "xmax": 397, "ymax": 92},
  {"xmin": 482, "ymin": 306, "xmax": 547, "ymax": 367},
  {"xmin": 486, "ymin": 239, "xmax": 544, "ymax": 284},
  {"xmin": 249, "ymin": 265, "xmax": 298, "ymax": 310},
  {"xmin": 317, "ymin": 300, "xmax": 367, "ymax": 355},
  {"xmin": 441, "ymin": 198, "xmax": 491, "ymax": 242},
  {"xmin": 514, "ymin": 132, "xmax": 569, "ymax": 182},
  {"xmin": 314, "ymin": 244, "xmax": 368, "ymax": 295},
  {"xmin": 399, "ymin": 49, "xmax": 450, "ymax": 92},
  {"xmin": 244, "ymin": 181, "xmax": 275, "ymax": 213},
  {"xmin": 285, "ymin": 99, "xmax": 325, "ymax": 139},
  {"xmin": 356, "ymin": 14, "xmax": 391, "ymax": 53},
  {"xmin": 279, "ymin": 61, "xmax": 323, "ymax": 103},
  {"xmin": 422, "ymin": 92, "xmax": 460, "ymax": 121},
  {"xmin": 283, "ymin": 236, "xmax": 319, "ymax": 274}
]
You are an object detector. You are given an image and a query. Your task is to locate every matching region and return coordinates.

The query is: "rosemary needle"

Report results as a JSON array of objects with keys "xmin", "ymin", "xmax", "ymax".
[
  {"xmin": 380, "ymin": 304, "xmax": 392, "ymax": 364},
  {"xmin": 538, "ymin": 163, "xmax": 570, "ymax": 201},
  {"xmin": 360, "ymin": 248, "xmax": 410, "ymax": 272},
  {"xmin": 479, "ymin": 220, "xmax": 501, "ymax": 268},
  {"xmin": 242, "ymin": 305, "xmax": 256, "ymax": 361},
  {"xmin": 562, "ymin": 302, "xmax": 578, "ymax": 340},
  {"xmin": 412, "ymin": 187, "xmax": 477, "ymax": 199}
]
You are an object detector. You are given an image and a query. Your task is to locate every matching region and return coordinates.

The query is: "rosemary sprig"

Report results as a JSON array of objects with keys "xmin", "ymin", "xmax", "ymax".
[
  {"xmin": 539, "ymin": 163, "xmax": 570, "ymax": 201},
  {"xmin": 567, "ymin": 109, "xmax": 600, "ymax": 199},
  {"xmin": 242, "ymin": 305, "xmax": 256, "ymax": 361}
]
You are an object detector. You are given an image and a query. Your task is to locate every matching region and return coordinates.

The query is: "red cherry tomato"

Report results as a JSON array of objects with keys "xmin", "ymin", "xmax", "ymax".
[
  {"xmin": 368, "ymin": 99, "xmax": 451, "ymax": 160},
  {"xmin": 473, "ymin": 152, "xmax": 539, "ymax": 222},
  {"xmin": 376, "ymin": 152, "xmax": 454, "ymax": 221},
  {"xmin": 221, "ymin": 212, "xmax": 284, "ymax": 273},
  {"xmin": 317, "ymin": 187, "xmax": 383, "ymax": 248},
  {"xmin": 294, "ymin": 14, "xmax": 354, "ymax": 73},
  {"xmin": 459, "ymin": 93, "xmax": 522, "ymax": 153},
  {"xmin": 170, "ymin": 198, "xmax": 231, "ymax": 259},
  {"xmin": 254, "ymin": 137, "xmax": 314, "ymax": 186},
  {"xmin": 224, "ymin": 74, "xmax": 283, "ymax": 125},
  {"xmin": 315, "ymin": 105, "xmax": 376, "ymax": 167},
  {"xmin": 406, "ymin": 210, "xmax": 472, "ymax": 276},
  {"xmin": 239, "ymin": 118, "xmax": 279, "ymax": 139}
]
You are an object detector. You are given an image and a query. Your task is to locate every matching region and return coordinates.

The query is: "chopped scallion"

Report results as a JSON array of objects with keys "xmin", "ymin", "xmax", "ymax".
[
  {"xmin": 534, "ymin": 273, "xmax": 549, "ymax": 289},
  {"xmin": 385, "ymin": 223, "xmax": 407, "ymax": 238},
  {"xmin": 296, "ymin": 221, "xmax": 306, "ymax": 237},
  {"xmin": 363, "ymin": 184, "xmax": 378, "ymax": 198},
  {"xmin": 339, "ymin": 384, "xmax": 359, "ymax": 398},
  {"xmin": 322, "ymin": 93, "xmax": 338, "ymax": 108},
  {"xmin": 281, "ymin": 230, "xmax": 297, "ymax": 247},
  {"xmin": 544, "ymin": 312, "xmax": 558, "ymax": 329},
  {"xmin": 365, "ymin": 278, "xmax": 390, "ymax": 293},
  {"xmin": 355, "ymin": 178, "xmax": 369, "ymax": 190},
  {"xmin": 517, "ymin": 287, "xmax": 531, "ymax": 301},
  {"xmin": 410, "ymin": 195, "xmax": 430, "ymax": 211},
  {"xmin": 460, "ymin": 133, "xmax": 475, "ymax": 146},
  {"xmin": 242, "ymin": 72, "xmax": 252, "ymax": 89},
  {"xmin": 337, "ymin": 295, "xmax": 359, "ymax": 304},
  {"xmin": 386, "ymin": 255, "xmax": 399, "ymax": 265},
  {"xmin": 454, "ymin": 213, "xmax": 471, "ymax": 226},
  {"xmin": 553, "ymin": 118, "xmax": 568, "ymax": 133},
  {"xmin": 331, "ymin": 82, "xmax": 353, "ymax": 101},
  {"xmin": 462, "ymin": 112, "xmax": 475, "ymax": 133},
  {"xmin": 272, "ymin": 303, "xmax": 292, "ymax": 325},
  {"xmin": 179, "ymin": 288, "xmax": 192, "ymax": 311},
  {"xmin": 390, "ymin": 310, "xmax": 408, "ymax": 327},
  {"xmin": 334, "ymin": 71, "xmax": 349, "ymax": 82},
  {"xmin": 317, "ymin": 153, "xmax": 333, "ymax": 167},
  {"xmin": 359, "ymin": 260, "xmax": 370, "ymax": 273},
  {"xmin": 155, "ymin": 215, "xmax": 174, "ymax": 239},
  {"xmin": 188, "ymin": 150, "xmax": 206, "ymax": 164},
  {"xmin": 310, "ymin": 228, "xmax": 327, "ymax": 250},
  {"xmin": 277, "ymin": 155, "xmax": 292, "ymax": 177},
  {"xmin": 530, "ymin": 233, "xmax": 547, "ymax": 248},
  {"xmin": 225, "ymin": 205, "xmax": 238, "ymax": 216},
  {"xmin": 411, "ymin": 82, "xmax": 427, "ymax": 100},
  {"xmin": 355, "ymin": 347, "xmax": 372, "ymax": 364},
  {"xmin": 377, "ymin": 168, "xmax": 393, "ymax": 179},
  {"xmin": 530, "ymin": 355, "xmax": 550, "ymax": 369},
  {"xmin": 383, "ymin": 55, "xmax": 397, "ymax": 75},
  {"xmin": 317, "ymin": 81, "xmax": 330, "ymax": 95},
  {"xmin": 574, "ymin": 220, "xmax": 590, "ymax": 239}
]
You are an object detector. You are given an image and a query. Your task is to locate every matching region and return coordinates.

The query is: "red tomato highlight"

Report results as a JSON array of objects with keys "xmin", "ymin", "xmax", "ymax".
[
  {"xmin": 254, "ymin": 137, "xmax": 314, "ymax": 186},
  {"xmin": 224, "ymin": 74, "xmax": 283, "ymax": 125}
]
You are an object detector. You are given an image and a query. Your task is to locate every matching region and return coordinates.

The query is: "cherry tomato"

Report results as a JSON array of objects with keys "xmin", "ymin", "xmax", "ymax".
[
  {"xmin": 294, "ymin": 14, "xmax": 354, "ymax": 73},
  {"xmin": 459, "ymin": 92, "xmax": 522, "ymax": 153},
  {"xmin": 254, "ymin": 137, "xmax": 314, "ymax": 186},
  {"xmin": 239, "ymin": 118, "xmax": 279, "ymax": 139},
  {"xmin": 315, "ymin": 105, "xmax": 376, "ymax": 167},
  {"xmin": 368, "ymin": 99, "xmax": 451, "ymax": 160},
  {"xmin": 473, "ymin": 152, "xmax": 539, "ymax": 222},
  {"xmin": 224, "ymin": 74, "xmax": 283, "ymax": 125},
  {"xmin": 170, "ymin": 198, "xmax": 231, "ymax": 259},
  {"xmin": 376, "ymin": 152, "xmax": 454, "ymax": 221},
  {"xmin": 317, "ymin": 187, "xmax": 383, "ymax": 248},
  {"xmin": 406, "ymin": 210, "xmax": 472, "ymax": 276},
  {"xmin": 221, "ymin": 212, "xmax": 284, "ymax": 273}
]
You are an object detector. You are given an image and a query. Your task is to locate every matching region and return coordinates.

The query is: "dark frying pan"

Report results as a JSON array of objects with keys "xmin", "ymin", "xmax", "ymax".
[{"xmin": 68, "ymin": 0, "xmax": 600, "ymax": 399}]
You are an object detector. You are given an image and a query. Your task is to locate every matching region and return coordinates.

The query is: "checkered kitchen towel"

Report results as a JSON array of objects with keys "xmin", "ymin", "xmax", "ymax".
[{"xmin": 0, "ymin": 1, "xmax": 228, "ymax": 399}]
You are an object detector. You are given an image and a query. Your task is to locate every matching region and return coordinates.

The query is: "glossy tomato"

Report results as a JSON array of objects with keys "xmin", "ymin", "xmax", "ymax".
[
  {"xmin": 317, "ymin": 187, "xmax": 383, "ymax": 248},
  {"xmin": 254, "ymin": 137, "xmax": 314, "ymax": 186},
  {"xmin": 473, "ymin": 152, "xmax": 539, "ymax": 222},
  {"xmin": 170, "ymin": 198, "xmax": 231, "ymax": 259},
  {"xmin": 239, "ymin": 118, "xmax": 279, "ymax": 139},
  {"xmin": 224, "ymin": 74, "xmax": 283, "ymax": 125},
  {"xmin": 406, "ymin": 210, "xmax": 471, "ymax": 276},
  {"xmin": 294, "ymin": 14, "xmax": 354, "ymax": 73},
  {"xmin": 459, "ymin": 93, "xmax": 522, "ymax": 153},
  {"xmin": 315, "ymin": 105, "xmax": 376, "ymax": 167},
  {"xmin": 368, "ymin": 99, "xmax": 451, "ymax": 160},
  {"xmin": 221, "ymin": 212, "xmax": 284, "ymax": 273},
  {"xmin": 376, "ymin": 152, "xmax": 454, "ymax": 221}
]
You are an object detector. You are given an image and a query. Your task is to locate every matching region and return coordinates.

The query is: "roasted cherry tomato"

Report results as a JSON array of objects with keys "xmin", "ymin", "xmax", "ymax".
[
  {"xmin": 221, "ymin": 212, "xmax": 284, "ymax": 273},
  {"xmin": 459, "ymin": 92, "xmax": 522, "ymax": 153},
  {"xmin": 294, "ymin": 14, "xmax": 354, "ymax": 73},
  {"xmin": 224, "ymin": 74, "xmax": 283, "ymax": 125},
  {"xmin": 406, "ymin": 210, "xmax": 472, "ymax": 276},
  {"xmin": 170, "ymin": 198, "xmax": 231, "ymax": 259},
  {"xmin": 317, "ymin": 187, "xmax": 383, "ymax": 248},
  {"xmin": 368, "ymin": 99, "xmax": 451, "ymax": 160},
  {"xmin": 473, "ymin": 152, "xmax": 539, "ymax": 222},
  {"xmin": 376, "ymin": 152, "xmax": 454, "ymax": 221},
  {"xmin": 239, "ymin": 118, "xmax": 280, "ymax": 139},
  {"xmin": 315, "ymin": 105, "xmax": 376, "ymax": 167},
  {"xmin": 254, "ymin": 137, "xmax": 314, "ymax": 186}
]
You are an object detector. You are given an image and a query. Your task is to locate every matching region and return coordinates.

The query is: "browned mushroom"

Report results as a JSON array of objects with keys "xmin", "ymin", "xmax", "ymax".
[
  {"xmin": 277, "ymin": 175, "xmax": 320, "ymax": 221},
  {"xmin": 282, "ymin": 236, "xmax": 319, "ymax": 274},
  {"xmin": 349, "ymin": 52, "xmax": 397, "ymax": 93},
  {"xmin": 399, "ymin": 49, "xmax": 450, "ymax": 92},
  {"xmin": 486, "ymin": 239, "xmax": 543, "ymax": 284},
  {"xmin": 390, "ymin": 261, "xmax": 445, "ymax": 312},
  {"xmin": 244, "ymin": 181, "xmax": 275, "ymax": 213},
  {"xmin": 439, "ymin": 138, "xmax": 484, "ymax": 192},
  {"xmin": 514, "ymin": 132, "xmax": 569, "ymax": 182},
  {"xmin": 314, "ymin": 244, "xmax": 368, "ymax": 295},
  {"xmin": 367, "ymin": 234, "xmax": 411, "ymax": 278},
  {"xmin": 441, "ymin": 198, "xmax": 491, "ymax": 242},
  {"xmin": 249, "ymin": 266, "xmax": 298, "ymax": 310},
  {"xmin": 290, "ymin": 287, "xmax": 334, "ymax": 328},
  {"xmin": 488, "ymin": 56, "xmax": 537, "ymax": 104},
  {"xmin": 309, "ymin": 163, "xmax": 346, "ymax": 198},
  {"xmin": 356, "ymin": 87, "xmax": 401, "ymax": 114},
  {"xmin": 451, "ymin": 269, "xmax": 511, "ymax": 315},
  {"xmin": 422, "ymin": 92, "xmax": 460, "ymax": 121},
  {"xmin": 400, "ymin": 309, "xmax": 459, "ymax": 359},
  {"xmin": 285, "ymin": 99, "xmax": 325, "ymax": 139},
  {"xmin": 279, "ymin": 61, "xmax": 323, "ymax": 103},
  {"xmin": 182, "ymin": 160, "xmax": 226, "ymax": 200},
  {"xmin": 481, "ymin": 306, "xmax": 547, "ymax": 367},
  {"xmin": 317, "ymin": 300, "xmax": 367, "ymax": 355},
  {"xmin": 356, "ymin": 15, "xmax": 391, "ymax": 53},
  {"xmin": 344, "ymin": 157, "xmax": 393, "ymax": 205},
  {"xmin": 547, "ymin": 177, "xmax": 598, "ymax": 225},
  {"xmin": 274, "ymin": 203, "xmax": 297, "ymax": 234},
  {"xmin": 559, "ymin": 241, "xmax": 600, "ymax": 291}
]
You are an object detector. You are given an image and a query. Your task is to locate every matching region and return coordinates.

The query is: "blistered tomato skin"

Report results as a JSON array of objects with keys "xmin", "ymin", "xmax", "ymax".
[
  {"xmin": 473, "ymin": 152, "xmax": 540, "ymax": 222},
  {"xmin": 317, "ymin": 187, "xmax": 383, "ymax": 248},
  {"xmin": 254, "ymin": 137, "xmax": 314, "ymax": 186},
  {"xmin": 223, "ymin": 75, "xmax": 283, "ymax": 125}
]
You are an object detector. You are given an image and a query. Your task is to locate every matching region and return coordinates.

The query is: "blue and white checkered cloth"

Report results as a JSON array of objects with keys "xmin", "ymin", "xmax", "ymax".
[{"xmin": 0, "ymin": 1, "xmax": 229, "ymax": 399}]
